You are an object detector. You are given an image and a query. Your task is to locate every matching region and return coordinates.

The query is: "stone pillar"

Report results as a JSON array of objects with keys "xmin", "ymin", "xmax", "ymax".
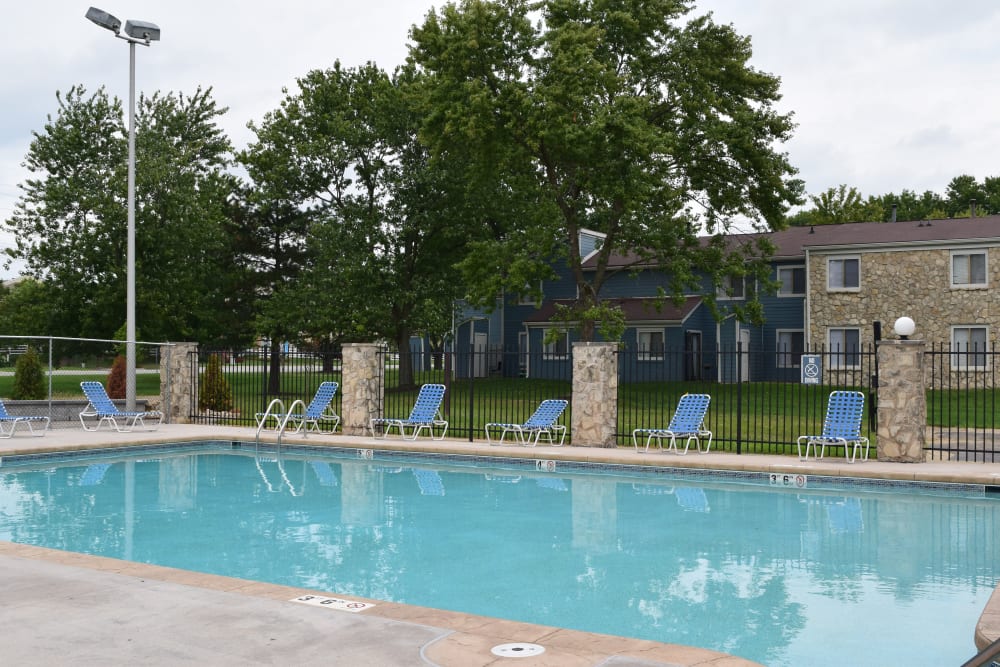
[
  {"xmin": 341, "ymin": 343, "xmax": 384, "ymax": 436},
  {"xmin": 159, "ymin": 342, "xmax": 198, "ymax": 424},
  {"xmin": 876, "ymin": 339, "xmax": 926, "ymax": 462},
  {"xmin": 571, "ymin": 342, "xmax": 618, "ymax": 447}
]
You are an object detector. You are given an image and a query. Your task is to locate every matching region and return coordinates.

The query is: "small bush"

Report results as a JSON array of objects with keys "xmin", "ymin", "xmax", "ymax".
[
  {"xmin": 12, "ymin": 347, "xmax": 45, "ymax": 400},
  {"xmin": 106, "ymin": 355, "xmax": 127, "ymax": 399},
  {"xmin": 199, "ymin": 353, "xmax": 233, "ymax": 411}
]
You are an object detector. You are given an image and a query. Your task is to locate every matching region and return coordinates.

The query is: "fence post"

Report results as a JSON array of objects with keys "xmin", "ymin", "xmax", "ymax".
[
  {"xmin": 571, "ymin": 342, "xmax": 618, "ymax": 447},
  {"xmin": 160, "ymin": 342, "xmax": 197, "ymax": 424},
  {"xmin": 876, "ymin": 338, "xmax": 926, "ymax": 462},
  {"xmin": 341, "ymin": 343, "xmax": 384, "ymax": 436}
]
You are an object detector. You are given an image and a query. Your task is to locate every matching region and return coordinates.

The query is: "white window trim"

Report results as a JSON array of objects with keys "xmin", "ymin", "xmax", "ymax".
[
  {"xmin": 776, "ymin": 329, "xmax": 804, "ymax": 368},
  {"xmin": 827, "ymin": 327, "xmax": 862, "ymax": 369},
  {"xmin": 636, "ymin": 327, "xmax": 665, "ymax": 361},
  {"xmin": 827, "ymin": 255, "xmax": 861, "ymax": 292},
  {"xmin": 717, "ymin": 275, "xmax": 746, "ymax": 301},
  {"xmin": 777, "ymin": 265, "xmax": 806, "ymax": 297},
  {"xmin": 950, "ymin": 250, "xmax": 988, "ymax": 289},
  {"xmin": 542, "ymin": 328, "xmax": 569, "ymax": 360},
  {"xmin": 951, "ymin": 325, "xmax": 989, "ymax": 370}
]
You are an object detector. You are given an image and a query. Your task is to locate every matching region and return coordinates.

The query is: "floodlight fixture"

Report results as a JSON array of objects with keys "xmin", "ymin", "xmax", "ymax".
[
  {"xmin": 85, "ymin": 7, "xmax": 121, "ymax": 34},
  {"xmin": 125, "ymin": 19, "xmax": 160, "ymax": 42}
]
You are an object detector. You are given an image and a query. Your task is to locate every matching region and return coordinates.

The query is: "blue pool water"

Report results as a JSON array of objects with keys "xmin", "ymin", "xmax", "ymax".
[{"xmin": 0, "ymin": 443, "xmax": 997, "ymax": 667}]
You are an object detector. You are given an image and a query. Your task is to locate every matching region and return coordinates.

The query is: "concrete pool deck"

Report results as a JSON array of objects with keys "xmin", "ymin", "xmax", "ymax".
[{"xmin": 2, "ymin": 423, "xmax": 999, "ymax": 665}]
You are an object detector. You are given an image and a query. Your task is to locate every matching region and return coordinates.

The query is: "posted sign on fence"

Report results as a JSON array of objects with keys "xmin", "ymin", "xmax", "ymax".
[{"xmin": 801, "ymin": 354, "xmax": 821, "ymax": 384}]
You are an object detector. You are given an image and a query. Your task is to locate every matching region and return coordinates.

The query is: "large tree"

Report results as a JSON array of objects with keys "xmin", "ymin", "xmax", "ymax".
[
  {"xmin": 409, "ymin": 0, "xmax": 803, "ymax": 340},
  {"xmin": 241, "ymin": 63, "xmax": 472, "ymax": 386},
  {"xmin": 3, "ymin": 85, "xmax": 240, "ymax": 344}
]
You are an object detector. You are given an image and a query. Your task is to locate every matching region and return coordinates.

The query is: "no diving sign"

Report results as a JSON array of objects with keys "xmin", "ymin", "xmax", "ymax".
[{"xmin": 801, "ymin": 354, "xmax": 821, "ymax": 385}]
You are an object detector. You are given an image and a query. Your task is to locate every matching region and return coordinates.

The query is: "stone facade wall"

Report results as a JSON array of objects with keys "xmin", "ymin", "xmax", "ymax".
[
  {"xmin": 809, "ymin": 246, "xmax": 1000, "ymax": 385},
  {"xmin": 341, "ymin": 343, "xmax": 384, "ymax": 436},
  {"xmin": 876, "ymin": 340, "xmax": 926, "ymax": 462},
  {"xmin": 570, "ymin": 342, "xmax": 618, "ymax": 447},
  {"xmin": 159, "ymin": 342, "xmax": 198, "ymax": 424}
]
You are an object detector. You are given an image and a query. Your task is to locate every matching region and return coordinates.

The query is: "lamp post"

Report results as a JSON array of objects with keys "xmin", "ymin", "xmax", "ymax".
[{"xmin": 86, "ymin": 7, "xmax": 160, "ymax": 411}]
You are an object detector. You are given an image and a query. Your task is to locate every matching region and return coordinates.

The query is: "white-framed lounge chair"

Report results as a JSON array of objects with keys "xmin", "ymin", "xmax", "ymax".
[
  {"xmin": 369, "ymin": 383, "xmax": 448, "ymax": 440},
  {"xmin": 79, "ymin": 381, "xmax": 163, "ymax": 432},
  {"xmin": 255, "ymin": 382, "xmax": 340, "ymax": 434},
  {"xmin": 0, "ymin": 399, "xmax": 50, "ymax": 438},
  {"xmin": 797, "ymin": 390, "xmax": 869, "ymax": 463},
  {"xmin": 485, "ymin": 399, "xmax": 568, "ymax": 446},
  {"xmin": 632, "ymin": 393, "xmax": 712, "ymax": 454}
]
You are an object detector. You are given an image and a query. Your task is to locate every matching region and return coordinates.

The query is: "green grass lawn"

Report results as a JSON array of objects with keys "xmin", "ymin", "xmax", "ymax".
[{"xmin": 0, "ymin": 373, "xmax": 161, "ymax": 399}]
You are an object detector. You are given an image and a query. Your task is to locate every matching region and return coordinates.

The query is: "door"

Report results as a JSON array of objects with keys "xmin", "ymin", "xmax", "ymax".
[
  {"xmin": 684, "ymin": 331, "xmax": 702, "ymax": 380},
  {"xmin": 474, "ymin": 332, "xmax": 488, "ymax": 378},
  {"xmin": 738, "ymin": 329, "xmax": 750, "ymax": 382}
]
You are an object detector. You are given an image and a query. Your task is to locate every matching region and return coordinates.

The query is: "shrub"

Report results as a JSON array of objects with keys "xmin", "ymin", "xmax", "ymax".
[
  {"xmin": 199, "ymin": 353, "xmax": 233, "ymax": 411},
  {"xmin": 12, "ymin": 347, "xmax": 45, "ymax": 400},
  {"xmin": 106, "ymin": 355, "xmax": 127, "ymax": 399}
]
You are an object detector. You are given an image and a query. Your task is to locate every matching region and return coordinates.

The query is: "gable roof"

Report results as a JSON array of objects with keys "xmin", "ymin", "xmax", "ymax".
[
  {"xmin": 523, "ymin": 297, "xmax": 702, "ymax": 325},
  {"xmin": 580, "ymin": 214, "xmax": 1000, "ymax": 268}
]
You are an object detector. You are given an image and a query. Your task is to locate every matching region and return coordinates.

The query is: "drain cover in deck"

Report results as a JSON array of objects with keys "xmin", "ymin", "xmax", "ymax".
[{"xmin": 491, "ymin": 643, "xmax": 545, "ymax": 658}]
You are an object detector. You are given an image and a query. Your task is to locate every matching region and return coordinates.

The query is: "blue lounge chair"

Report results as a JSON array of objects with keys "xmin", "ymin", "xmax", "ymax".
[
  {"xmin": 256, "ymin": 382, "xmax": 340, "ymax": 434},
  {"xmin": 632, "ymin": 393, "xmax": 713, "ymax": 454},
  {"xmin": 797, "ymin": 390, "xmax": 869, "ymax": 463},
  {"xmin": 485, "ymin": 399, "xmax": 568, "ymax": 446},
  {"xmin": 369, "ymin": 383, "xmax": 448, "ymax": 440},
  {"xmin": 79, "ymin": 381, "xmax": 163, "ymax": 432},
  {"xmin": 0, "ymin": 399, "xmax": 50, "ymax": 438}
]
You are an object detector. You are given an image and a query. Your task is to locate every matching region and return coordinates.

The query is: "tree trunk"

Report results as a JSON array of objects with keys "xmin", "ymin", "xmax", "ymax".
[{"xmin": 395, "ymin": 333, "xmax": 415, "ymax": 389}]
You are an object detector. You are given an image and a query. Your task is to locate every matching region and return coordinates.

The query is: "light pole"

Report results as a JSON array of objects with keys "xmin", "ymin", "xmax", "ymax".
[{"xmin": 86, "ymin": 7, "xmax": 160, "ymax": 410}]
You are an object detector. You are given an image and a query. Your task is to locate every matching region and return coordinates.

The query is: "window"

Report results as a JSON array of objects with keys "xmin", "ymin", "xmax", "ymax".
[
  {"xmin": 518, "ymin": 282, "xmax": 542, "ymax": 306},
  {"xmin": 776, "ymin": 330, "xmax": 804, "ymax": 368},
  {"xmin": 952, "ymin": 326, "xmax": 988, "ymax": 369},
  {"xmin": 827, "ymin": 256, "xmax": 860, "ymax": 291},
  {"xmin": 717, "ymin": 275, "xmax": 745, "ymax": 300},
  {"xmin": 543, "ymin": 329, "xmax": 569, "ymax": 359},
  {"xmin": 951, "ymin": 251, "xmax": 987, "ymax": 288},
  {"xmin": 828, "ymin": 328, "xmax": 861, "ymax": 368},
  {"xmin": 637, "ymin": 328, "xmax": 665, "ymax": 361},
  {"xmin": 777, "ymin": 266, "xmax": 806, "ymax": 296}
]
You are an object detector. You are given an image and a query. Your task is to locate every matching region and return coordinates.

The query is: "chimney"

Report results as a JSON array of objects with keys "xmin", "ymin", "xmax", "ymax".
[
  {"xmin": 891, "ymin": 203, "xmax": 898, "ymax": 222},
  {"xmin": 971, "ymin": 199, "xmax": 977, "ymax": 218}
]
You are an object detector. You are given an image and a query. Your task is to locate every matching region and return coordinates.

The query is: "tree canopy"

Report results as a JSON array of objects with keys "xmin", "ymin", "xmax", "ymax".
[
  {"xmin": 240, "ymin": 62, "xmax": 473, "ymax": 385},
  {"xmin": 2, "ymin": 85, "xmax": 239, "ymax": 344},
  {"xmin": 409, "ymin": 0, "xmax": 803, "ymax": 339}
]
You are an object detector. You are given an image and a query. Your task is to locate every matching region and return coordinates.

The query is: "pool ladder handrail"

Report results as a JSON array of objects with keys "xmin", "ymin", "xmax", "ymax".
[{"xmin": 255, "ymin": 398, "xmax": 308, "ymax": 448}]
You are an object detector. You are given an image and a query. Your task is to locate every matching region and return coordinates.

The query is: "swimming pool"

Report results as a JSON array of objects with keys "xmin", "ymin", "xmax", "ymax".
[{"xmin": 0, "ymin": 442, "xmax": 996, "ymax": 666}]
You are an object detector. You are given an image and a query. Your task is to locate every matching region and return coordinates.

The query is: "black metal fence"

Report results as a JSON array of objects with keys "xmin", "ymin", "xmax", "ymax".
[
  {"xmin": 377, "ymin": 347, "xmax": 572, "ymax": 441},
  {"xmin": 187, "ymin": 342, "xmax": 1000, "ymax": 462},
  {"xmin": 926, "ymin": 343, "xmax": 1000, "ymax": 462},
  {"xmin": 189, "ymin": 347, "xmax": 343, "ymax": 426},
  {"xmin": 616, "ymin": 344, "xmax": 878, "ymax": 454}
]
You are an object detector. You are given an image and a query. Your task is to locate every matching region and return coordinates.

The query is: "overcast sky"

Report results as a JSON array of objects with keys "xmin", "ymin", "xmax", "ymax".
[{"xmin": 2, "ymin": 1, "xmax": 999, "ymax": 278}]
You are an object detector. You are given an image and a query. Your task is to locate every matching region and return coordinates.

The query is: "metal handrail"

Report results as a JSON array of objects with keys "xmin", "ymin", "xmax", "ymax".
[{"xmin": 255, "ymin": 398, "xmax": 308, "ymax": 448}]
